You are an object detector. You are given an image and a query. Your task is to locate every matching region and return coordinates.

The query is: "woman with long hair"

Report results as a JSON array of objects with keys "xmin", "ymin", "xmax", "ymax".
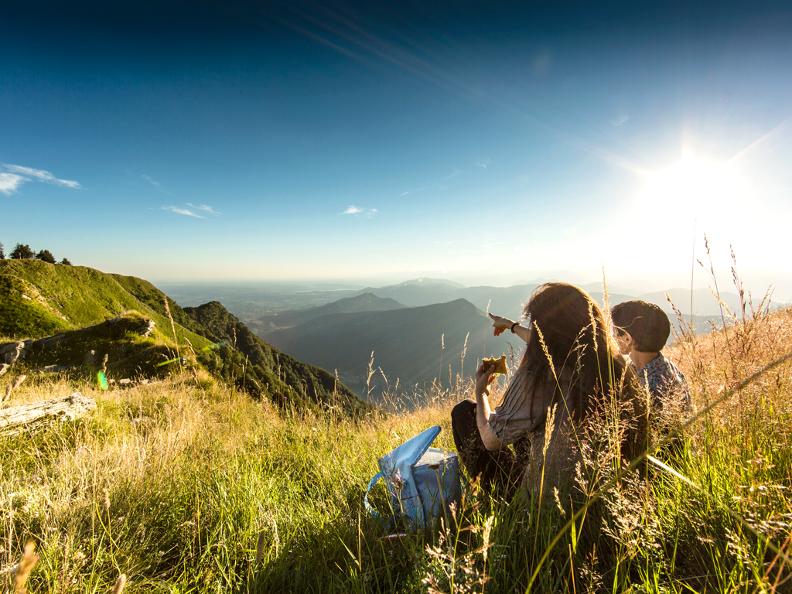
[{"xmin": 451, "ymin": 282, "xmax": 647, "ymax": 498}]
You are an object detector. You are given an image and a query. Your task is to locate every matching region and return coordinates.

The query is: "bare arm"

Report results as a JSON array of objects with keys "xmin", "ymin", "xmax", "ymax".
[
  {"xmin": 475, "ymin": 362, "xmax": 504, "ymax": 451},
  {"xmin": 489, "ymin": 313, "xmax": 531, "ymax": 342}
]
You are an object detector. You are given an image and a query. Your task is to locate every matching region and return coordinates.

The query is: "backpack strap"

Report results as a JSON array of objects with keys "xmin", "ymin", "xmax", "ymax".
[{"xmin": 363, "ymin": 472, "xmax": 384, "ymax": 519}]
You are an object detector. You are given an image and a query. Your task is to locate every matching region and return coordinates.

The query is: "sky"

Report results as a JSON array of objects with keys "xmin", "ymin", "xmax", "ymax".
[{"xmin": 2, "ymin": 0, "xmax": 792, "ymax": 299}]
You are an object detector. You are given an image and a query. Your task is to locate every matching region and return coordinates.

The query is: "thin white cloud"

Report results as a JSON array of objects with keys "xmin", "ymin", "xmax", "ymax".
[
  {"xmin": 2, "ymin": 163, "xmax": 80, "ymax": 189},
  {"xmin": 141, "ymin": 174, "xmax": 161, "ymax": 187},
  {"xmin": 0, "ymin": 173, "xmax": 27, "ymax": 196},
  {"xmin": 162, "ymin": 205, "xmax": 206, "ymax": 219},
  {"xmin": 610, "ymin": 114, "xmax": 631, "ymax": 127},
  {"xmin": 186, "ymin": 202, "xmax": 221, "ymax": 215},
  {"xmin": 343, "ymin": 205, "xmax": 377, "ymax": 217},
  {"xmin": 475, "ymin": 159, "xmax": 492, "ymax": 169}
]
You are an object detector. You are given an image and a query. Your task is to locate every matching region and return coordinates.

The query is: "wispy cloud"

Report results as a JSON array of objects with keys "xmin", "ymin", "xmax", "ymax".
[
  {"xmin": 0, "ymin": 163, "xmax": 80, "ymax": 195},
  {"xmin": 475, "ymin": 159, "xmax": 492, "ymax": 169},
  {"xmin": 343, "ymin": 205, "xmax": 377, "ymax": 217},
  {"xmin": 187, "ymin": 202, "xmax": 221, "ymax": 215},
  {"xmin": 162, "ymin": 205, "xmax": 206, "ymax": 219},
  {"xmin": 141, "ymin": 173, "xmax": 161, "ymax": 187},
  {"xmin": 0, "ymin": 173, "xmax": 27, "ymax": 196},
  {"xmin": 2, "ymin": 163, "xmax": 80, "ymax": 189},
  {"xmin": 610, "ymin": 114, "xmax": 631, "ymax": 127},
  {"xmin": 161, "ymin": 202, "xmax": 221, "ymax": 219}
]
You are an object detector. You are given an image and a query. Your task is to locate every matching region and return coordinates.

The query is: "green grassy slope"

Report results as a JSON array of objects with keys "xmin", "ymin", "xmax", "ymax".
[
  {"xmin": 0, "ymin": 260, "xmax": 364, "ymax": 414},
  {"xmin": 0, "ymin": 260, "xmax": 209, "ymax": 349},
  {"xmin": 4, "ymin": 313, "xmax": 175, "ymax": 379}
]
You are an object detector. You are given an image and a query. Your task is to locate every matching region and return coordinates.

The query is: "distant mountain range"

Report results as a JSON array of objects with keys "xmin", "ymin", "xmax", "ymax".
[
  {"xmin": 265, "ymin": 298, "xmax": 521, "ymax": 399},
  {"xmin": 163, "ymin": 277, "xmax": 759, "ymax": 324},
  {"xmin": 353, "ymin": 281, "xmax": 755, "ymax": 320}
]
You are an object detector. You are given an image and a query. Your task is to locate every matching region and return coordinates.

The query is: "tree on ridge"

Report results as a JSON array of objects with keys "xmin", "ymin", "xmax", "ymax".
[
  {"xmin": 36, "ymin": 249, "xmax": 56, "ymax": 264},
  {"xmin": 10, "ymin": 244, "xmax": 35, "ymax": 259}
]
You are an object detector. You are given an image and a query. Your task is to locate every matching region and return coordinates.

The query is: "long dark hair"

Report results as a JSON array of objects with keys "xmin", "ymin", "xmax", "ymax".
[{"xmin": 520, "ymin": 283, "xmax": 646, "ymax": 454}]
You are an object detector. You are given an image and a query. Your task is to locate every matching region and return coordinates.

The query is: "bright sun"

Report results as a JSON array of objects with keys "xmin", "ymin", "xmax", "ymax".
[{"xmin": 637, "ymin": 151, "xmax": 751, "ymax": 217}]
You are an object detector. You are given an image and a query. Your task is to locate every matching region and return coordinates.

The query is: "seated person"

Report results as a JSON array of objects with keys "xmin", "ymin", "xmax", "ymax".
[
  {"xmin": 451, "ymin": 283, "xmax": 646, "ymax": 499},
  {"xmin": 610, "ymin": 300, "xmax": 691, "ymax": 413}
]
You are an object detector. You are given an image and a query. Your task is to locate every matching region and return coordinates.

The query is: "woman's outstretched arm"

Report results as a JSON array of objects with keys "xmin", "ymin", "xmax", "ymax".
[{"xmin": 489, "ymin": 313, "xmax": 531, "ymax": 342}]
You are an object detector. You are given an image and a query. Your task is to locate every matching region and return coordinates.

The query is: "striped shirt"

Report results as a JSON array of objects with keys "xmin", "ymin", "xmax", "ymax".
[
  {"xmin": 488, "ymin": 363, "xmax": 573, "ymax": 445},
  {"xmin": 487, "ymin": 363, "xmax": 578, "ymax": 496}
]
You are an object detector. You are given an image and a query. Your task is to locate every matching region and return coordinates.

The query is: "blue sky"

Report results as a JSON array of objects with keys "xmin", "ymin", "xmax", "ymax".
[{"xmin": 2, "ymin": 1, "xmax": 792, "ymax": 298}]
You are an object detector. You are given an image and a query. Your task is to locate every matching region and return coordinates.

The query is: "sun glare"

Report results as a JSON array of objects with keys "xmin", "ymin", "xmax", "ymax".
[{"xmin": 637, "ymin": 151, "xmax": 751, "ymax": 217}]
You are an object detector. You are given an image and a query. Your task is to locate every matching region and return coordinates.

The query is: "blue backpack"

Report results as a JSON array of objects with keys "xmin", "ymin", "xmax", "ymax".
[{"xmin": 364, "ymin": 426, "xmax": 461, "ymax": 529}]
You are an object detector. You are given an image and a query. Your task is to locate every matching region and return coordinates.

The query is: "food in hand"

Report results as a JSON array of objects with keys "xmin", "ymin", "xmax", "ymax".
[{"xmin": 482, "ymin": 355, "xmax": 508, "ymax": 375}]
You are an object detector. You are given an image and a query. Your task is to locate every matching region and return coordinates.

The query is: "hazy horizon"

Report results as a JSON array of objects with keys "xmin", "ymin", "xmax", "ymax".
[{"xmin": 154, "ymin": 272, "xmax": 788, "ymax": 306}]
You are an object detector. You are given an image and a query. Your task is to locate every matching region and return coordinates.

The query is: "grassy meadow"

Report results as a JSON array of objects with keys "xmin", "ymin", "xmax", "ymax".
[{"xmin": 1, "ymin": 300, "xmax": 791, "ymax": 592}]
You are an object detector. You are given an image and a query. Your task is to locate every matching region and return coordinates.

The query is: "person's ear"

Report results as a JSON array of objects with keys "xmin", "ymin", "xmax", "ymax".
[{"xmin": 624, "ymin": 332, "xmax": 635, "ymax": 351}]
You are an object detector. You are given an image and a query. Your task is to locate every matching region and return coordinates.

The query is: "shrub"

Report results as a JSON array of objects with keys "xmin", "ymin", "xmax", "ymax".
[
  {"xmin": 36, "ymin": 249, "xmax": 56, "ymax": 264},
  {"xmin": 10, "ymin": 243, "xmax": 34, "ymax": 259}
]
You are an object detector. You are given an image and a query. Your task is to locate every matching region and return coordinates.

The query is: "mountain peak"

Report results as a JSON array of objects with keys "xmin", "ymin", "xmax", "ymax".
[{"xmin": 397, "ymin": 278, "xmax": 465, "ymax": 288}]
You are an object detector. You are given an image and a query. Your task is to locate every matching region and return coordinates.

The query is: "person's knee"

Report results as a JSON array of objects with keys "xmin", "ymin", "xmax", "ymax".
[{"xmin": 451, "ymin": 399, "xmax": 476, "ymax": 428}]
